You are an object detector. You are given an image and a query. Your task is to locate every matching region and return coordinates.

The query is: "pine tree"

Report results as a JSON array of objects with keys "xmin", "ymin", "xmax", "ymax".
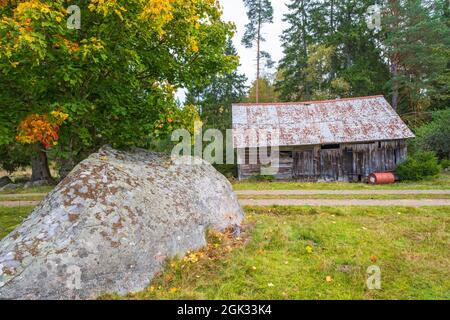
[
  {"xmin": 277, "ymin": 0, "xmax": 390, "ymax": 102},
  {"xmin": 248, "ymin": 77, "xmax": 279, "ymax": 103},
  {"xmin": 428, "ymin": 0, "xmax": 450, "ymax": 110},
  {"xmin": 382, "ymin": 0, "xmax": 450, "ymax": 113},
  {"xmin": 242, "ymin": 0, "xmax": 274, "ymax": 103},
  {"xmin": 186, "ymin": 40, "xmax": 248, "ymax": 131},
  {"xmin": 276, "ymin": 0, "xmax": 314, "ymax": 101}
]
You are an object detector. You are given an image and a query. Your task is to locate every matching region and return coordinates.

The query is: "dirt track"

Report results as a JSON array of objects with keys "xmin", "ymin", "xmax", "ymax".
[
  {"xmin": 1, "ymin": 190, "xmax": 450, "ymax": 207},
  {"xmin": 235, "ymin": 190, "xmax": 450, "ymax": 195},
  {"xmin": 239, "ymin": 199, "xmax": 450, "ymax": 207},
  {"xmin": 0, "ymin": 201, "xmax": 40, "ymax": 207}
]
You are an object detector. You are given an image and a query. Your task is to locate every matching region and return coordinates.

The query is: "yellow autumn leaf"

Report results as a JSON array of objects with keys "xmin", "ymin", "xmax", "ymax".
[{"xmin": 169, "ymin": 287, "xmax": 178, "ymax": 294}]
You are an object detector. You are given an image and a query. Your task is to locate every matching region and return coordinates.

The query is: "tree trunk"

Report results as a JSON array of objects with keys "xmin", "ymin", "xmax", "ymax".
[
  {"xmin": 31, "ymin": 145, "xmax": 53, "ymax": 182},
  {"xmin": 389, "ymin": 0, "xmax": 401, "ymax": 112},
  {"xmin": 391, "ymin": 58, "xmax": 399, "ymax": 111},
  {"xmin": 330, "ymin": 0, "xmax": 335, "ymax": 32},
  {"xmin": 256, "ymin": 4, "xmax": 261, "ymax": 104},
  {"xmin": 58, "ymin": 157, "xmax": 76, "ymax": 181},
  {"xmin": 301, "ymin": 0, "xmax": 310, "ymax": 99}
]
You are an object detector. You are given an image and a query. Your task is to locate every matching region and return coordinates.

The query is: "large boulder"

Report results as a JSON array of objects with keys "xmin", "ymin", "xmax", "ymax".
[{"xmin": 0, "ymin": 147, "xmax": 243, "ymax": 300}]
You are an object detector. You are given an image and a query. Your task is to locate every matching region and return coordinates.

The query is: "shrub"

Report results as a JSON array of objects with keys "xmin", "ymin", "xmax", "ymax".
[
  {"xmin": 440, "ymin": 159, "xmax": 450, "ymax": 171},
  {"xmin": 396, "ymin": 152, "xmax": 441, "ymax": 181},
  {"xmin": 248, "ymin": 174, "xmax": 275, "ymax": 182},
  {"xmin": 414, "ymin": 109, "xmax": 450, "ymax": 159},
  {"xmin": 0, "ymin": 143, "xmax": 31, "ymax": 174},
  {"xmin": 214, "ymin": 164, "xmax": 237, "ymax": 179}
]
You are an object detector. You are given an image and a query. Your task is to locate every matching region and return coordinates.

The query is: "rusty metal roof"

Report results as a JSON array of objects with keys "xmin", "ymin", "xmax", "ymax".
[{"xmin": 232, "ymin": 96, "xmax": 415, "ymax": 148}]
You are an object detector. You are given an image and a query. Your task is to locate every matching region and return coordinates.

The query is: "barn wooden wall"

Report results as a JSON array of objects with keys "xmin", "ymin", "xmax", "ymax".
[{"xmin": 237, "ymin": 140, "xmax": 408, "ymax": 182}]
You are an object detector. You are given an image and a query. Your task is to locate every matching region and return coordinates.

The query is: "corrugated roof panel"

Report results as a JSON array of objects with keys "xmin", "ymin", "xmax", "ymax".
[{"xmin": 232, "ymin": 96, "xmax": 415, "ymax": 148}]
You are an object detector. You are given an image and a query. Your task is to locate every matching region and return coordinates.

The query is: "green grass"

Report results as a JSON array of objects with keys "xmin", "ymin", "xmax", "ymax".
[
  {"xmin": 0, "ymin": 195, "xmax": 46, "ymax": 202},
  {"xmin": 2, "ymin": 205, "xmax": 449, "ymax": 300},
  {"xmin": 0, "ymin": 186, "xmax": 54, "ymax": 195},
  {"xmin": 106, "ymin": 206, "xmax": 450, "ymax": 300},
  {"xmin": 0, "ymin": 206, "xmax": 34, "ymax": 239},
  {"xmin": 232, "ymin": 173, "xmax": 450, "ymax": 191},
  {"xmin": 238, "ymin": 194, "xmax": 450, "ymax": 200}
]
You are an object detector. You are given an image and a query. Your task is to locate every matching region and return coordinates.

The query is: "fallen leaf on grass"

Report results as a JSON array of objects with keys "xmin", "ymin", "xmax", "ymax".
[{"xmin": 169, "ymin": 287, "xmax": 178, "ymax": 294}]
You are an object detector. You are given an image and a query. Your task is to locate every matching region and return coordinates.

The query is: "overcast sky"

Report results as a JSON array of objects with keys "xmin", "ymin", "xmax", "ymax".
[
  {"xmin": 220, "ymin": 0, "xmax": 289, "ymax": 85},
  {"xmin": 177, "ymin": 1, "xmax": 288, "ymax": 101}
]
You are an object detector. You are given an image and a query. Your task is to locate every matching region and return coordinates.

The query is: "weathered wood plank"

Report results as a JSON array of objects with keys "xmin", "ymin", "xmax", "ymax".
[{"xmin": 237, "ymin": 140, "xmax": 408, "ymax": 182}]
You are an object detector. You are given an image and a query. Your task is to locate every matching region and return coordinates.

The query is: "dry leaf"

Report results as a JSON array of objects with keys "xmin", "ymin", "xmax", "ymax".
[{"xmin": 169, "ymin": 287, "xmax": 178, "ymax": 294}]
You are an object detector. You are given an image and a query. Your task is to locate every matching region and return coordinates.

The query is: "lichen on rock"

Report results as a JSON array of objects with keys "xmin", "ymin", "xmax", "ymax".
[{"xmin": 0, "ymin": 146, "xmax": 243, "ymax": 300}]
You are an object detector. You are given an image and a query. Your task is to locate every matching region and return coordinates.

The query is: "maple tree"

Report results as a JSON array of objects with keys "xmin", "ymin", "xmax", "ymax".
[
  {"xmin": 0, "ymin": 0, "xmax": 237, "ymax": 180},
  {"xmin": 16, "ymin": 111, "xmax": 68, "ymax": 149},
  {"xmin": 15, "ymin": 110, "xmax": 68, "ymax": 181}
]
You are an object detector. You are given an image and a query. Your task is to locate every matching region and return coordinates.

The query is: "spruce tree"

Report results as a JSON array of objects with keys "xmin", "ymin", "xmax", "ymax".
[
  {"xmin": 277, "ymin": 0, "xmax": 389, "ymax": 102},
  {"xmin": 277, "ymin": 0, "xmax": 314, "ymax": 101},
  {"xmin": 382, "ymin": 0, "xmax": 450, "ymax": 113},
  {"xmin": 186, "ymin": 40, "xmax": 248, "ymax": 131}
]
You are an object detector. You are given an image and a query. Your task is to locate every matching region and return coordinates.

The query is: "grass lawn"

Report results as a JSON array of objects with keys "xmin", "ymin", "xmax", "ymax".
[
  {"xmin": 0, "ymin": 195, "xmax": 46, "ymax": 202},
  {"xmin": 232, "ymin": 173, "xmax": 450, "ymax": 191},
  {"xmin": 0, "ymin": 206, "xmax": 34, "ymax": 239},
  {"xmin": 111, "ymin": 206, "xmax": 449, "ymax": 300},
  {"xmin": 0, "ymin": 186, "xmax": 54, "ymax": 195},
  {"xmin": 2, "ymin": 205, "xmax": 449, "ymax": 300}
]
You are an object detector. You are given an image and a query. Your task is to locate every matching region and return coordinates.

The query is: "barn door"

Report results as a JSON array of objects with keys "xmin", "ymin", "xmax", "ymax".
[
  {"xmin": 320, "ymin": 149, "xmax": 341, "ymax": 181},
  {"xmin": 293, "ymin": 150, "xmax": 315, "ymax": 181},
  {"xmin": 344, "ymin": 149, "xmax": 354, "ymax": 175}
]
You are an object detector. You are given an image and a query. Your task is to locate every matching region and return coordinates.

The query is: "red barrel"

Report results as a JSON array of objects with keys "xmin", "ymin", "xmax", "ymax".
[{"xmin": 368, "ymin": 172, "xmax": 396, "ymax": 185}]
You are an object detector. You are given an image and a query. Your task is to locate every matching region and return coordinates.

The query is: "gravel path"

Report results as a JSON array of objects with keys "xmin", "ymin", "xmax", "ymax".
[
  {"xmin": 235, "ymin": 190, "xmax": 450, "ymax": 195},
  {"xmin": 2, "ymin": 190, "xmax": 450, "ymax": 207},
  {"xmin": 0, "ymin": 193, "xmax": 46, "ymax": 198},
  {"xmin": 3, "ymin": 199, "xmax": 449, "ymax": 208},
  {"xmin": 239, "ymin": 199, "xmax": 450, "ymax": 207},
  {"xmin": 0, "ymin": 201, "xmax": 40, "ymax": 207}
]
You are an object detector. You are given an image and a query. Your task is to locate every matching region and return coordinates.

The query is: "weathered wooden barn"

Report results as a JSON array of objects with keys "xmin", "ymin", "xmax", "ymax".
[{"xmin": 232, "ymin": 96, "xmax": 415, "ymax": 182}]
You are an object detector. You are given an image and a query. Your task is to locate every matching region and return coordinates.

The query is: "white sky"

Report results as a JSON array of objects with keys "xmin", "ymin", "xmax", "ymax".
[
  {"xmin": 177, "ymin": 0, "xmax": 288, "ymax": 101},
  {"xmin": 220, "ymin": 0, "xmax": 289, "ymax": 85}
]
